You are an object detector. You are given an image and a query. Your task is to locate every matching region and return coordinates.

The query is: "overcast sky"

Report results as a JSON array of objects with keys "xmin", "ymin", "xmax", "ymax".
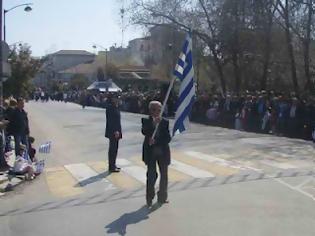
[{"xmin": 3, "ymin": 0, "xmax": 142, "ymax": 57}]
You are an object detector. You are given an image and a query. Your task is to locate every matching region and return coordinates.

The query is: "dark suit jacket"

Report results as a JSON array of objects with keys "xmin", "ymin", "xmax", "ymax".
[
  {"xmin": 105, "ymin": 104, "xmax": 122, "ymax": 139},
  {"xmin": 5, "ymin": 107, "xmax": 15, "ymax": 135},
  {"xmin": 141, "ymin": 117, "xmax": 171, "ymax": 165},
  {"xmin": 9, "ymin": 108, "xmax": 30, "ymax": 136}
]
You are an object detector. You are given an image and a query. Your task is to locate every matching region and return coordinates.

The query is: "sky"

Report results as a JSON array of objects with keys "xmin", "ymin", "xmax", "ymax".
[{"xmin": 3, "ymin": 0, "xmax": 143, "ymax": 57}]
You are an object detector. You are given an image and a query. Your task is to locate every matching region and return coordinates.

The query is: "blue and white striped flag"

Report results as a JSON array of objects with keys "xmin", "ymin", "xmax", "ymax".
[
  {"xmin": 39, "ymin": 141, "xmax": 52, "ymax": 154},
  {"xmin": 173, "ymin": 33, "xmax": 196, "ymax": 136},
  {"xmin": 22, "ymin": 149, "xmax": 32, "ymax": 163}
]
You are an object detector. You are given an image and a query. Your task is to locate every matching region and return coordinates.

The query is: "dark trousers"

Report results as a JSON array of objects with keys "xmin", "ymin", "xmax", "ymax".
[
  {"xmin": 146, "ymin": 153, "xmax": 168, "ymax": 203},
  {"xmin": 14, "ymin": 134, "xmax": 28, "ymax": 156},
  {"xmin": 108, "ymin": 138, "xmax": 119, "ymax": 170}
]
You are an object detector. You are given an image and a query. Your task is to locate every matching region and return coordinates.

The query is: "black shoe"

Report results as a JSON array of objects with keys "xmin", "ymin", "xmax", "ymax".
[
  {"xmin": 109, "ymin": 168, "xmax": 120, "ymax": 173},
  {"xmin": 115, "ymin": 166, "xmax": 121, "ymax": 170},
  {"xmin": 157, "ymin": 200, "xmax": 169, "ymax": 205}
]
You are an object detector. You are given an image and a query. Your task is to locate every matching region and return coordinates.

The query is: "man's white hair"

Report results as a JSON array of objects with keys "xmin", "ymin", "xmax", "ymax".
[{"xmin": 149, "ymin": 101, "xmax": 162, "ymax": 110}]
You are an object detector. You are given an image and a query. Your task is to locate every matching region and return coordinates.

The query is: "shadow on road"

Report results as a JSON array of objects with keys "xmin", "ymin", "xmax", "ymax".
[
  {"xmin": 105, "ymin": 204, "xmax": 160, "ymax": 235},
  {"xmin": 75, "ymin": 171, "xmax": 110, "ymax": 187}
]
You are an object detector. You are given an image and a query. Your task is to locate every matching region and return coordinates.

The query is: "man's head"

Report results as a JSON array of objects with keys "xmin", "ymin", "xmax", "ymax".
[
  {"xmin": 17, "ymin": 98, "xmax": 24, "ymax": 110},
  {"xmin": 29, "ymin": 136, "xmax": 35, "ymax": 144},
  {"xmin": 149, "ymin": 101, "xmax": 162, "ymax": 118},
  {"xmin": 107, "ymin": 93, "xmax": 121, "ymax": 107},
  {"xmin": 19, "ymin": 144, "xmax": 27, "ymax": 155},
  {"xmin": 9, "ymin": 98, "xmax": 17, "ymax": 108}
]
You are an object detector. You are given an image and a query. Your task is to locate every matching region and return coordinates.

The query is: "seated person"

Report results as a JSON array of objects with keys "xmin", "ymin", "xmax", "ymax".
[
  {"xmin": 13, "ymin": 144, "xmax": 35, "ymax": 180},
  {"xmin": 28, "ymin": 136, "xmax": 37, "ymax": 162}
]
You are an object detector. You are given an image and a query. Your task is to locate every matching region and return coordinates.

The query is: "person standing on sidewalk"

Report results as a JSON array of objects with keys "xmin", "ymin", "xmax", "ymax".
[
  {"xmin": 142, "ymin": 101, "xmax": 171, "ymax": 207},
  {"xmin": 11, "ymin": 98, "xmax": 30, "ymax": 155},
  {"xmin": 105, "ymin": 94, "xmax": 122, "ymax": 173}
]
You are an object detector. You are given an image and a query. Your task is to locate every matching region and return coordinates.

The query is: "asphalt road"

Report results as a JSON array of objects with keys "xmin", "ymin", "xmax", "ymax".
[{"xmin": 0, "ymin": 101, "xmax": 315, "ymax": 236}]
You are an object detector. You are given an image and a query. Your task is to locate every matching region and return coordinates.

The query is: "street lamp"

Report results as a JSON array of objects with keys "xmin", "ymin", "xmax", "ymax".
[
  {"xmin": 92, "ymin": 43, "xmax": 107, "ymax": 51},
  {"xmin": 4, "ymin": 3, "xmax": 33, "ymax": 42}
]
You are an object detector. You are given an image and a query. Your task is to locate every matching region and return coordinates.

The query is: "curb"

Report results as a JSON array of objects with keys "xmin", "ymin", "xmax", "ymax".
[
  {"xmin": 0, "ymin": 175, "xmax": 25, "ymax": 196},
  {"xmin": 0, "ymin": 174, "xmax": 8, "ymax": 185}
]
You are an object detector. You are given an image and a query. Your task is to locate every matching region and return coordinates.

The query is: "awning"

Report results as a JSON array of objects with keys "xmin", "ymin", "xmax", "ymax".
[{"xmin": 87, "ymin": 80, "xmax": 122, "ymax": 92}]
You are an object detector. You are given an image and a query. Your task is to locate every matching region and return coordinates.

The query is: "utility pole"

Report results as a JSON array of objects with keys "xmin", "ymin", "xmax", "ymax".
[
  {"xmin": 0, "ymin": 0, "xmax": 4, "ymax": 168},
  {"xmin": 0, "ymin": 0, "xmax": 3, "ymax": 120}
]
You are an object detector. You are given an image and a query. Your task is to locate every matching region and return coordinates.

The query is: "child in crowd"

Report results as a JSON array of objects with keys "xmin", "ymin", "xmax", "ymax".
[
  {"xmin": 13, "ymin": 144, "xmax": 35, "ymax": 180},
  {"xmin": 235, "ymin": 109, "xmax": 242, "ymax": 131},
  {"xmin": 28, "ymin": 136, "xmax": 37, "ymax": 162}
]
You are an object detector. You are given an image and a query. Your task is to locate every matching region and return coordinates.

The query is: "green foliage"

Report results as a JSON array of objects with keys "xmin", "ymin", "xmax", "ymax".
[
  {"xmin": 106, "ymin": 63, "xmax": 119, "ymax": 80},
  {"xmin": 4, "ymin": 44, "xmax": 41, "ymax": 98},
  {"xmin": 69, "ymin": 74, "xmax": 90, "ymax": 90}
]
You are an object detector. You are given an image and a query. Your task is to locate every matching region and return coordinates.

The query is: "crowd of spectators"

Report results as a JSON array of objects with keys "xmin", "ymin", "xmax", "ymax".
[
  {"xmin": 0, "ymin": 97, "xmax": 41, "ymax": 179},
  {"xmin": 192, "ymin": 91, "xmax": 315, "ymax": 141},
  {"xmin": 33, "ymin": 88, "xmax": 315, "ymax": 142}
]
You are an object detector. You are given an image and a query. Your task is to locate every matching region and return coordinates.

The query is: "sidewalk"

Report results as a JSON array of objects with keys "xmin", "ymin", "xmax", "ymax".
[{"xmin": 0, "ymin": 170, "xmax": 25, "ymax": 196}]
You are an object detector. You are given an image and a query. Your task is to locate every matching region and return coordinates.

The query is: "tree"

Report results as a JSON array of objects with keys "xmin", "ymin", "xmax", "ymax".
[
  {"xmin": 129, "ymin": 0, "xmax": 228, "ymax": 93},
  {"xmin": 293, "ymin": 0, "xmax": 315, "ymax": 92},
  {"xmin": 106, "ymin": 63, "xmax": 119, "ymax": 79},
  {"xmin": 69, "ymin": 74, "xmax": 90, "ymax": 90},
  {"xmin": 97, "ymin": 67, "xmax": 105, "ymax": 81},
  {"xmin": 252, "ymin": 0, "xmax": 278, "ymax": 90},
  {"xmin": 128, "ymin": 0, "xmax": 315, "ymax": 94},
  {"xmin": 274, "ymin": 0, "xmax": 300, "ymax": 94},
  {"xmin": 4, "ymin": 44, "xmax": 41, "ymax": 98}
]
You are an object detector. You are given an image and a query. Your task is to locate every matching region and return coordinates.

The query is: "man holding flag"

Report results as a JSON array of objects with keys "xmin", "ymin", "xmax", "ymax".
[
  {"xmin": 142, "ymin": 101, "xmax": 171, "ymax": 207},
  {"xmin": 141, "ymin": 33, "xmax": 196, "ymax": 207}
]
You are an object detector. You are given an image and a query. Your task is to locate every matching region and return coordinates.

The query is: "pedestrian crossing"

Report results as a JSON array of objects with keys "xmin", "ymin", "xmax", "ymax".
[{"xmin": 44, "ymin": 150, "xmax": 314, "ymax": 198}]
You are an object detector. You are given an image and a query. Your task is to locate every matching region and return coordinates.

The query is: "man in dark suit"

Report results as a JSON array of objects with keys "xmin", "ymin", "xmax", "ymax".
[
  {"xmin": 10, "ymin": 98, "xmax": 30, "ymax": 155},
  {"xmin": 142, "ymin": 101, "xmax": 171, "ymax": 207},
  {"xmin": 105, "ymin": 95, "xmax": 122, "ymax": 173}
]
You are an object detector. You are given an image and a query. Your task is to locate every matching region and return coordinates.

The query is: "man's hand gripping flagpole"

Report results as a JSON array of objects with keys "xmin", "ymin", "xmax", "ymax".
[{"xmin": 151, "ymin": 77, "xmax": 176, "ymax": 142}]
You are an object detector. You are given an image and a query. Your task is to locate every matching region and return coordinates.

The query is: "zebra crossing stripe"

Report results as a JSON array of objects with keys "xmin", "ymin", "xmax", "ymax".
[
  {"xmin": 64, "ymin": 163, "xmax": 110, "ymax": 185},
  {"xmin": 45, "ymin": 167, "xmax": 84, "ymax": 198},
  {"xmin": 116, "ymin": 158, "xmax": 133, "ymax": 167},
  {"xmin": 184, "ymin": 151, "xmax": 247, "ymax": 170},
  {"xmin": 260, "ymin": 160, "xmax": 297, "ymax": 170},
  {"xmin": 121, "ymin": 166, "xmax": 147, "ymax": 184},
  {"xmin": 88, "ymin": 161, "xmax": 143, "ymax": 189},
  {"xmin": 170, "ymin": 159, "xmax": 214, "ymax": 178},
  {"xmin": 172, "ymin": 152, "xmax": 239, "ymax": 176},
  {"xmin": 130, "ymin": 156, "xmax": 192, "ymax": 182}
]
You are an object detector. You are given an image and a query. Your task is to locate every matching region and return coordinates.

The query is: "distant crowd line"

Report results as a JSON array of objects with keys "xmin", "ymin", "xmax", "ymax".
[{"xmin": 33, "ymin": 89, "xmax": 315, "ymax": 142}]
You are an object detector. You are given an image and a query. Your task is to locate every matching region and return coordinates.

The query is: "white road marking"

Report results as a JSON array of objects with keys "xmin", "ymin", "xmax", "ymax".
[
  {"xmin": 170, "ymin": 159, "xmax": 214, "ymax": 178},
  {"xmin": 296, "ymin": 177, "xmax": 315, "ymax": 188},
  {"xmin": 185, "ymin": 151, "xmax": 247, "ymax": 170},
  {"xmin": 274, "ymin": 178, "xmax": 315, "ymax": 201},
  {"xmin": 122, "ymin": 166, "xmax": 147, "ymax": 184},
  {"xmin": 232, "ymin": 160, "xmax": 315, "ymax": 202},
  {"xmin": 260, "ymin": 160, "xmax": 297, "ymax": 169},
  {"xmin": 65, "ymin": 163, "xmax": 109, "ymax": 183},
  {"xmin": 116, "ymin": 158, "xmax": 132, "ymax": 167},
  {"xmin": 239, "ymin": 162, "xmax": 315, "ymax": 202}
]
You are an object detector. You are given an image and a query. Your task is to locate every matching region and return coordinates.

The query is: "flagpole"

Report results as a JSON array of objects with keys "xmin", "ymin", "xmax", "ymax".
[{"xmin": 152, "ymin": 76, "xmax": 176, "ymax": 139}]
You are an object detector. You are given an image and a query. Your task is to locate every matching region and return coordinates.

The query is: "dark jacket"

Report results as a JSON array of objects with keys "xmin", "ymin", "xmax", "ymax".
[
  {"xmin": 105, "ymin": 104, "xmax": 122, "ymax": 139},
  {"xmin": 141, "ymin": 117, "xmax": 171, "ymax": 165},
  {"xmin": 5, "ymin": 107, "xmax": 16, "ymax": 135},
  {"xmin": 9, "ymin": 108, "xmax": 30, "ymax": 136}
]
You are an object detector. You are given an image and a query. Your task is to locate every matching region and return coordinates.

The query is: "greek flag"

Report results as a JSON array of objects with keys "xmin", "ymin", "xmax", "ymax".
[
  {"xmin": 39, "ymin": 142, "xmax": 52, "ymax": 154},
  {"xmin": 173, "ymin": 33, "xmax": 196, "ymax": 136},
  {"xmin": 22, "ymin": 149, "xmax": 32, "ymax": 163}
]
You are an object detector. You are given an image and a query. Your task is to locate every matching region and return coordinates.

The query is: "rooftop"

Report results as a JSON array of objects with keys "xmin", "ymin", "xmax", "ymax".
[{"xmin": 53, "ymin": 50, "xmax": 95, "ymax": 56}]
